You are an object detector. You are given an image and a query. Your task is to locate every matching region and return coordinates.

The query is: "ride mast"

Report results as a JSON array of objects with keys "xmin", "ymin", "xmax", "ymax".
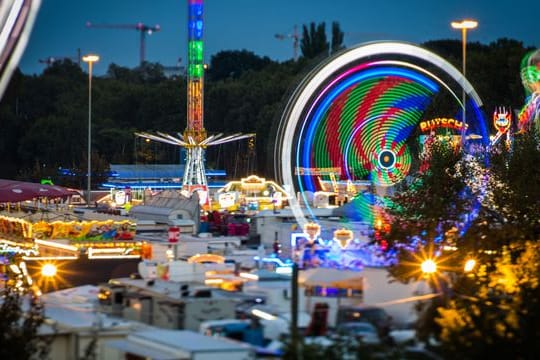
[{"xmin": 136, "ymin": 0, "xmax": 253, "ymax": 198}]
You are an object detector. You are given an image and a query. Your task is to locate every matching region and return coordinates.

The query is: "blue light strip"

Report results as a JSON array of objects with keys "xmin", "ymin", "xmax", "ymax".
[{"xmin": 101, "ymin": 181, "xmax": 227, "ymax": 189}]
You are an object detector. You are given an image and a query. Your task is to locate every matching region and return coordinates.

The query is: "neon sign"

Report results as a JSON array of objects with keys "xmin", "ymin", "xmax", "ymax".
[
  {"xmin": 0, "ymin": 243, "xmax": 39, "ymax": 256},
  {"xmin": 419, "ymin": 118, "xmax": 468, "ymax": 132},
  {"xmin": 493, "ymin": 107, "xmax": 512, "ymax": 134}
]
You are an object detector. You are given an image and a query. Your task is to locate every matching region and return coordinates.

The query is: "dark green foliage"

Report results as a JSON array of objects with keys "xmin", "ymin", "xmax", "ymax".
[
  {"xmin": 384, "ymin": 131, "xmax": 540, "ymax": 358},
  {"xmin": 0, "ymin": 258, "xmax": 51, "ymax": 359},
  {"xmin": 384, "ymin": 141, "xmax": 470, "ymax": 261},
  {"xmin": 0, "ymin": 36, "xmax": 534, "ymax": 186},
  {"xmin": 330, "ymin": 22, "xmax": 344, "ymax": 54},
  {"xmin": 490, "ymin": 132, "xmax": 540, "ymax": 235},
  {"xmin": 422, "ymin": 38, "xmax": 532, "ymax": 118},
  {"xmin": 300, "ymin": 22, "xmax": 329, "ymax": 59},
  {"xmin": 206, "ymin": 50, "xmax": 272, "ymax": 81},
  {"xmin": 107, "ymin": 62, "xmax": 167, "ymax": 84}
]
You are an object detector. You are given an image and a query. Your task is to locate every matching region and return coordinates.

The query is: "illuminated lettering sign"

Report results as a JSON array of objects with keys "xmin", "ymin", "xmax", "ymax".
[
  {"xmin": 0, "ymin": 243, "xmax": 39, "ymax": 256},
  {"xmin": 295, "ymin": 167, "xmax": 342, "ymax": 176},
  {"xmin": 419, "ymin": 118, "xmax": 468, "ymax": 132}
]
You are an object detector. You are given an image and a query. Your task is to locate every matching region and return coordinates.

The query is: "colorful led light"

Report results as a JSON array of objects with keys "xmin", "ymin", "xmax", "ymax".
[{"xmin": 518, "ymin": 49, "xmax": 540, "ymax": 132}]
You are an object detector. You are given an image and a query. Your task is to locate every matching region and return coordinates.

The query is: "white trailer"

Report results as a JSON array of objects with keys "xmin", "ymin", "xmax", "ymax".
[{"xmin": 105, "ymin": 329, "xmax": 255, "ymax": 360}]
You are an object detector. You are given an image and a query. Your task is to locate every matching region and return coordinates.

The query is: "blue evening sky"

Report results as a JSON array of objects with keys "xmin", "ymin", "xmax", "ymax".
[{"xmin": 19, "ymin": 0, "xmax": 540, "ymax": 76}]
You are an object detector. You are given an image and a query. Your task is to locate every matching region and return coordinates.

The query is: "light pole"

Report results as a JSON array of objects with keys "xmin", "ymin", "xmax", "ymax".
[
  {"xmin": 451, "ymin": 19, "xmax": 477, "ymax": 128},
  {"xmin": 82, "ymin": 54, "xmax": 99, "ymax": 207}
]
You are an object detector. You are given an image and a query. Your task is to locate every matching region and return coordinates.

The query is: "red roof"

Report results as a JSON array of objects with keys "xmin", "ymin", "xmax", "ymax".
[{"xmin": 0, "ymin": 179, "xmax": 76, "ymax": 203}]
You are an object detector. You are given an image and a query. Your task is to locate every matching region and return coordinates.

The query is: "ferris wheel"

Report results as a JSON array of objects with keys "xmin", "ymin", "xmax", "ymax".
[{"xmin": 275, "ymin": 41, "xmax": 490, "ymax": 228}]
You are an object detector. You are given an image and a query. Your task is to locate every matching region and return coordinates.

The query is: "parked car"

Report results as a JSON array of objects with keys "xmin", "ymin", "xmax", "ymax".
[
  {"xmin": 336, "ymin": 305, "xmax": 393, "ymax": 339},
  {"xmin": 335, "ymin": 322, "xmax": 381, "ymax": 344}
]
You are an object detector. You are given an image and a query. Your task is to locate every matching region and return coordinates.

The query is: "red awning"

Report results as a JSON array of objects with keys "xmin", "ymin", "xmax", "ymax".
[{"xmin": 0, "ymin": 179, "xmax": 76, "ymax": 203}]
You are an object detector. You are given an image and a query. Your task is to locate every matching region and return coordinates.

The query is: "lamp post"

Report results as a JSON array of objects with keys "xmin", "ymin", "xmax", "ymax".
[
  {"xmin": 451, "ymin": 19, "xmax": 477, "ymax": 128},
  {"xmin": 82, "ymin": 54, "xmax": 99, "ymax": 207}
]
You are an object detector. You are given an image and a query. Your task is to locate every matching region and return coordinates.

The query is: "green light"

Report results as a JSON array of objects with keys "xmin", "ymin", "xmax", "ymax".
[
  {"xmin": 189, "ymin": 41, "xmax": 204, "ymax": 63},
  {"xmin": 189, "ymin": 64, "xmax": 204, "ymax": 78}
]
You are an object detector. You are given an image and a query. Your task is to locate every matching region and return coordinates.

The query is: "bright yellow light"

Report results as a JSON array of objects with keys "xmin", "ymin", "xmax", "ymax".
[
  {"xmin": 239, "ymin": 272, "xmax": 259, "ymax": 280},
  {"xmin": 421, "ymin": 259, "xmax": 437, "ymax": 274},
  {"xmin": 204, "ymin": 279, "xmax": 224, "ymax": 285},
  {"xmin": 464, "ymin": 259, "xmax": 476, "ymax": 272},
  {"xmin": 41, "ymin": 263, "xmax": 57, "ymax": 277},
  {"xmin": 451, "ymin": 20, "xmax": 478, "ymax": 29},
  {"xmin": 251, "ymin": 308, "xmax": 277, "ymax": 321},
  {"xmin": 82, "ymin": 54, "xmax": 100, "ymax": 63},
  {"xmin": 9, "ymin": 264, "xmax": 21, "ymax": 274}
]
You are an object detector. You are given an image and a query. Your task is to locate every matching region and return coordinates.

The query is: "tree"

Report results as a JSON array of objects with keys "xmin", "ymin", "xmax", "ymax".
[
  {"xmin": 422, "ymin": 39, "xmax": 531, "ymax": 113},
  {"xmin": 207, "ymin": 50, "xmax": 272, "ymax": 81},
  {"xmin": 330, "ymin": 22, "xmax": 344, "ymax": 54},
  {"xmin": 434, "ymin": 242, "xmax": 540, "ymax": 359},
  {"xmin": 0, "ymin": 256, "xmax": 51, "ymax": 359},
  {"xmin": 300, "ymin": 22, "xmax": 329, "ymax": 59},
  {"xmin": 384, "ymin": 140, "xmax": 472, "ymax": 269},
  {"xmin": 384, "ymin": 129, "xmax": 540, "ymax": 357},
  {"xmin": 0, "ymin": 37, "xmax": 535, "ymax": 182},
  {"xmin": 106, "ymin": 62, "xmax": 166, "ymax": 84},
  {"xmin": 489, "ymin": 132, "xmax": 540, "ymax": 238}
]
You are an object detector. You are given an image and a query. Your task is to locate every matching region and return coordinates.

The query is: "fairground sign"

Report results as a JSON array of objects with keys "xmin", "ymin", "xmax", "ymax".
[{"xmin": 419, "ymin": 118, "xmax": 468, "ymax": 132}]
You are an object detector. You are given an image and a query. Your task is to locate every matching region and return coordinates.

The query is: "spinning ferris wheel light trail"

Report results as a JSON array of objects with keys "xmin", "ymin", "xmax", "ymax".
[{"xmin": 275, "ymin": 41, "xmax": 490, "ymax": 229}]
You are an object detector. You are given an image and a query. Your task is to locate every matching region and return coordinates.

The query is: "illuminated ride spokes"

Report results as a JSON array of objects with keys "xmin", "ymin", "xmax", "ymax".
[{"xmin": 275, "ymin": 41, "xmax": 490, "ymax": 229}]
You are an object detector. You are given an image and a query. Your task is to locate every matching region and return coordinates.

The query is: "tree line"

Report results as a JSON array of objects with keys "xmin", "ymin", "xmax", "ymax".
[{"xmin": 0, "ymin": 21, "xmax": 533, "ymax": 189}]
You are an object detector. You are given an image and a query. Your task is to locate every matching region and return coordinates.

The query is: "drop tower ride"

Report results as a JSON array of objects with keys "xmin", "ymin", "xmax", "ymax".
[{"xmin": 136, "ymin": 0, "xmax": 253, "ymax": 197}]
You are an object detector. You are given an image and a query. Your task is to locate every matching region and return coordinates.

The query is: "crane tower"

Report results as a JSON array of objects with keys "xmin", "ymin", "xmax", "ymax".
[{"xmin": 136, "ymin": 0, "xmax": 253, "ymax": 200}]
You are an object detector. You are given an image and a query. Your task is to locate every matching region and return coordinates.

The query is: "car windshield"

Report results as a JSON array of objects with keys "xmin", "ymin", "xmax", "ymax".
[
  {"xmin": 340, "ymin": 308, "xmax": 388, "ymax": 323},
  {"xmin": 340, "ymin": 322, "xmax": 377, "ymax": 333}
]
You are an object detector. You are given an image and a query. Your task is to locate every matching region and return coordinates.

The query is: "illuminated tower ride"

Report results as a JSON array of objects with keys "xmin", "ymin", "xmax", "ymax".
[{"xmin": 136, "ymin": 0, "xmax": 253, "ymax": 197}]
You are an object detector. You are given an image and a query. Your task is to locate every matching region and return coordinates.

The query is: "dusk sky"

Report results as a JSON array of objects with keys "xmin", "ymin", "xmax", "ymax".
[{"xmin": 19, "ymin": 0, "xmax": 540, "ymax": 76}]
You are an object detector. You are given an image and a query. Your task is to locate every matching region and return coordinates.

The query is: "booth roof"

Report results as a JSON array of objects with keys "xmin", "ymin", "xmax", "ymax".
[{"xmin": 0, "ymin": 179, "xmax": 76, "ymax": 203}]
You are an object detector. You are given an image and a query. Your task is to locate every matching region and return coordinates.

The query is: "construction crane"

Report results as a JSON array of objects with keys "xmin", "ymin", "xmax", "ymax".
[
  {"xmin": 39, "ymin": 49, "xmax": 81, "ymax": 67},
  {"xmin": 275, "ymin": 25, "xmax": 299, "ymax": 61},
  {"xmin": 85, "ymin": 21, "xmax": 160, "ymax": 66}
]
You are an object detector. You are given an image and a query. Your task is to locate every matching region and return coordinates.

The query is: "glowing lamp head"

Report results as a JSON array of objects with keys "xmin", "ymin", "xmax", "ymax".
[
  {"xmin": 421, "ymin": 259, "xmax": 437, "ymax": 274},
  {"xmin": 82, "ymin": 54, "xmax": 100, "ymax": 63},
  {"xmin": 41, "ymin": 263, "xmax": 57, "ymax": 277},
  {"xmin": 334, "ymin": 228, "xmax": 353, "ymax": 248},
  {"xmin": 451, "ymin": 20, "xmax": 478, "ymax": 29},
  {"xmin": 464, "ymin": 259, "xmax": 476, "ymax": 272},
  {"xmin": 303, "ymin": 222, "xmax": 321, "ymax": 242}
]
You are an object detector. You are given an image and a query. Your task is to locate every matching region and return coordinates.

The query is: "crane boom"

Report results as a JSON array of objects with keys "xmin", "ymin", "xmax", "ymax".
[
  {"xmin": 39, "ymin": 49, "xmax": 81, "ymax": 67},
  {"xmin": 85, "ymin": 21, "xmax": 160, "ymax": 65},
  {"xmin": 274, "ymin": 25, "xmax": 299, "ymax": 61}
]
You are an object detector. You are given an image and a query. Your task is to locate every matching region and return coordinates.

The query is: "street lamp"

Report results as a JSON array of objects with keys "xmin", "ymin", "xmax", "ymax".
[
  {"xmin": 463, "ymin": 258, "xmax": 476, "ymax": 273},
  {"xmin": 82, "ymin": 54, "xmax": 99, "ymax": 207},
  {"xmin": 451, "ymin": 19, "xmax": 477, "ymax": 128},
  {"xmin": 421, "ymin": 259, "xmax": 437, "ymax": 275}
]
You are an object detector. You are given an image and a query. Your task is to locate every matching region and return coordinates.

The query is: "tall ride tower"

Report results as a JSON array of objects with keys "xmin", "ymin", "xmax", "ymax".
[{"xmin": 136, "ymin": 0, "xmax": 253, "ymax": 197}]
